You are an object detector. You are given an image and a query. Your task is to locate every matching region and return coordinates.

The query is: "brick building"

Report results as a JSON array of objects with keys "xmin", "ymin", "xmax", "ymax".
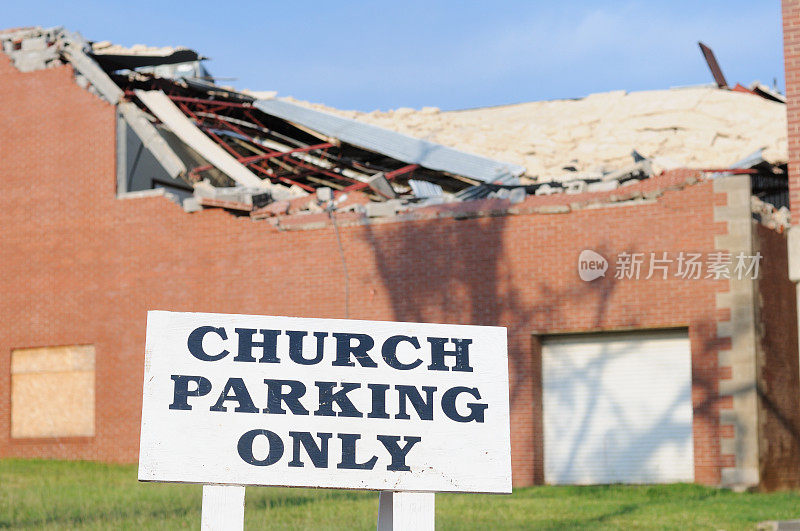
[{"xmin": 1, "ymin": 25, "xmax": 799, "ymax": 490}]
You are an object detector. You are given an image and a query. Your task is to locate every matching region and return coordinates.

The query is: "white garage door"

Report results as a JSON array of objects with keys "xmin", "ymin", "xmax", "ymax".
[{"xmin": 542, "ymin": 330, "xmax": 694, "ymax": 484}]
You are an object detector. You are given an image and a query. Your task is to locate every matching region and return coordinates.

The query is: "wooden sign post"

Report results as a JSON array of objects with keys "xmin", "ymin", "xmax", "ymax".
[
  {"xmin": 138, "ymin": 311, "xmax": 512, "ymax": 529},
  {"xmin": 201, "ymin": 485, "xmax": 245, "ymax": 530},
  {"xmin": 377, "ymin": 491, "xmax": 435, "ymax": 530}
]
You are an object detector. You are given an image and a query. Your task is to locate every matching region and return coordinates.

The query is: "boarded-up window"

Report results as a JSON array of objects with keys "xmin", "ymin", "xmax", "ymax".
[{"xmin": 11, "ymin": 345, "xmax": 95, "ymax": 438}]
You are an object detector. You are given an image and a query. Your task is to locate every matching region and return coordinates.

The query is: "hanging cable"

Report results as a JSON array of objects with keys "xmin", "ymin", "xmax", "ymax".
[{"xmin": 328, "ymin": 204, "xmax": 350, "ymax": 319}]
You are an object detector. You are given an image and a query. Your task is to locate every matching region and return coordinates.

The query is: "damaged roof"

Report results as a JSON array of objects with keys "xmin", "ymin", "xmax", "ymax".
[
  {"xmin": 253, "ymin": 98, "xmax": 525, "ymax": 183},
  {"xmin": 293, "ymin": 86, "xmax": 788, "ymax": 181},
  {"xmin": 0, "ymin": 26, "xmax": 790, "ymax": 223},
  {"xmin": 91, "ymin": 41, "xmax": 204, "ymax": 70},
  {"xmin": 2, "ymin": 27, "xmax": 525, "ymax": 198}
]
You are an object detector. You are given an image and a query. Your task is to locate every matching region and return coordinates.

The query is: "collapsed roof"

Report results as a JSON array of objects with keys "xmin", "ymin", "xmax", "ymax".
[
  {"xmin": 300, "ymin": 86, "xmax": 788, "ymax": 181},
  {"xmin": 0, "ymin": 27, "xmax": 525, "ymax": 205},
  {"xmin": 0, "ymin": 26, "xmax": 790, "ymax": 223}
]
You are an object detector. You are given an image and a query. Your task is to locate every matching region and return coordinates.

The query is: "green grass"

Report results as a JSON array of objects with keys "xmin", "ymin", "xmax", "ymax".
[{"xmin": 2, "ymin": 459, "xmax": 800, "ymax": 530}]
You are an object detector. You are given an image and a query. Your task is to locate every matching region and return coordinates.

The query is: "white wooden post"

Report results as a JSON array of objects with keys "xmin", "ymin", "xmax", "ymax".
[
  {"xmin": 201, "ymin": 485, "xmax": 246, "ymax": 531},
  {"xmin": 377, "ymin": 491, "xmax": 435, "ymax": 531}
]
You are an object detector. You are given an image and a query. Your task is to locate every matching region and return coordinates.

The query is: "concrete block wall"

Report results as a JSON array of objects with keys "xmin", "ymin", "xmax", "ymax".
[
  {"xmin": 713, "ymin": 175, "xmax": 759, "ymax": 488},
  {"xmin": 0, "ymin": 53, "xmax": 793, "ymax": 488}
]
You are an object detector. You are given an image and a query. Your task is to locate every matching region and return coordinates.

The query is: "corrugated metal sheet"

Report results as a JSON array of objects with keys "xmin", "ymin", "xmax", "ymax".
[
  {"xmin": 454, "ymin": 172, "xmax": 521, "ymax": 201},
  {"xmin": 254, "ymin": 98, "xmax": 526, "ymax": 183},
  {"xmin": 409, "ymin": 179, "xmax": 443, "ymax": 198},
  {"xmin": 542, "ymin": 330, "xmax": 694, "ymax": 485}
]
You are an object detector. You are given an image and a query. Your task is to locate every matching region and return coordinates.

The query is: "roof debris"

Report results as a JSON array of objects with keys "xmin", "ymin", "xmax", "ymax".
[
  {"xmin": 752, "ymin": 196, "xmax": 790, "ymax": 233},
  {"xmin": 698, "ymin": 42, "xmax": 728, "ymax": 89},
  {"xmin": 297, "ymin": 88, "xmax": 787, "ymax": 181},
  {"xmin": 0, "ymin": 26, "xmax": 789, "ymax": 226}
]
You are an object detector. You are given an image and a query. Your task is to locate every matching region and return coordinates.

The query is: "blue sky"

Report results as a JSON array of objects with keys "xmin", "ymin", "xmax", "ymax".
[{"xmin": 5, "ymin": 1, "xmax": 784, "ymax": 111}]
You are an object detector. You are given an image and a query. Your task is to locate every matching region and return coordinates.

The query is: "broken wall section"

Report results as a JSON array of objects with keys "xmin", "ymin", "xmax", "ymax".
[{"xmin": 116, "ymin": 104, "xmax": 193, "ymax": 199}]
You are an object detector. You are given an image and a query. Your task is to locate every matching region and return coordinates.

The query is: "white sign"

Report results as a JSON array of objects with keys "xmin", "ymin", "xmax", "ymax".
[{"xmin": 138, "ymin": 311, "xmax": 512, "ymax": 493}]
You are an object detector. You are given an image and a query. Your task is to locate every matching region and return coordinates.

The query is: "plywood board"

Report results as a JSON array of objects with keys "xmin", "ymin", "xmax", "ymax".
[
  {"xmin": 11, "ymin": 370, "xmax": 95, "ymax": 438},
  {"xmin": 11, "ymin": 345, "xmax": 95, "ymax": 374}
]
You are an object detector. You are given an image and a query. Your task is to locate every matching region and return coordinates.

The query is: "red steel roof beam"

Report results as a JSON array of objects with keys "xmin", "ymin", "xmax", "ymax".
[
  {"xmin": 166, "ymin": 95, "xmax": 251, "ymax": 108},
  {"xmin": 279, "ymin": 156, "xmax": 362, "ymax": 185},
  {"xmin": 188, "ymin": 143, "xmax": 336, "ymax": 181},
  {"xmin": 248, "ymin": 163, "xmax": 316, "ymax": 192}
]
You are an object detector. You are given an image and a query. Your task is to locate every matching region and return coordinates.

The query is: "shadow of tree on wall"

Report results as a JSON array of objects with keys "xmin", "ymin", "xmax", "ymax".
[
  {"xmin": 360, "ymin": 217, "xmax": 636, "ymax": 423},
  {"xmin": 538, "ymin": 314, "xmax": 767, "ymax": 486},
  {"xmin": 359, "ymin": 217, "xmax": 734, "ymax": 484},
  {"xmin": 360, "ymin": 215, "xmax": 513, "ymax": 325},
  {"xmin": 361, "ymin": 215, "xmax": 530, "ymax": 412}
]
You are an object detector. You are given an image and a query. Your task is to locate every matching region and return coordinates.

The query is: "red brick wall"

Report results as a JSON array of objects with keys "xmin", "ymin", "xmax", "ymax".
[
  {"xmin": 754, "ymin": 224, "xmax": 800, "ymax": 490},
  {"xmin": 784, "ymin": 0, "xmax": 800, "ymax": 222},
  {"xmin": 0, "ymin": 55, "xmax": 743, "ymax": 486}
]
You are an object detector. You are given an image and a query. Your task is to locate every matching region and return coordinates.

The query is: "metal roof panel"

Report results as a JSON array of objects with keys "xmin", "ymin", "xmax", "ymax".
[{"xmin": 254, "ymin": 98, "xmax": 525, "ymax": 183}]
